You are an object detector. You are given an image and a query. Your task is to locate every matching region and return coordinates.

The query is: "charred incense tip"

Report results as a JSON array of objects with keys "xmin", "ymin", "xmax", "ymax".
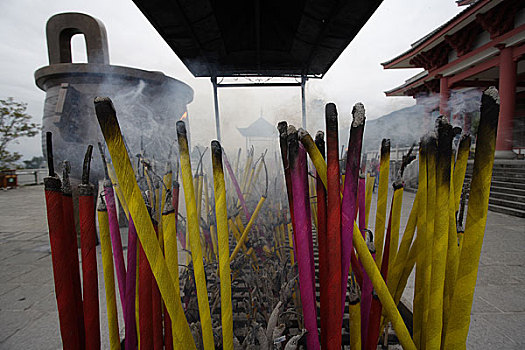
[
  {"xmin": 314, "ymin": 131, "xmax": 325, "ymax": 157},
  {"xmin": 297, "ymin": 128, "xmax": 309, "ymax": 140},
  {"xmin": 325, "ymin": 103, "xmax": 338, "ymax": 130},
  {"xmin": 315, "ymin": 130, "xmax": 324, "ymax": 141},
  {"xmin": 287, "ymin": 126, "xmax": 299, "ymax": 165},
  {"xmin": 44, "ymin": 176, "xmax": 61, "ymax": 191},
  {"xmin": 381, "ymin": 138, "xmax": 391, "ymax": 157},
  {"xmin": 46, "ymin": 132, "xmax": 54, "ymax": 177},
  {"xmin": 459, "ymin": 133, "xmax": 472, "ymax": 148},
  {"xmin": 277, "ymin": 121, "xmax": 288, "ymax": 136},
  {"xmin": 211, "ymin": 140, "xmax": 223, "ymax": 164},
  {"xmin": 97, "ymin": 194, "xmax": 107, "ymax": 211},
  {"xmin": 61, "ymin": 161, "xmax": 71, "ymax": 194},
  {"xmin": 351, "ymin": 102, "xmax": 366, "ymax": 128},
  {"xmin": 484, "ymin": 86, "xmax": 500, "ymax": 105},
  {"xmin": 163, "ymin": 190, "xmax": 174, "ymax": 214},
  {"xmin": 287, "ymin": 125, "xmax": 297, "ymax": 136},
  {"xmin": 82, "ymin": 145, "xmax": 93, "ymax": 185},
  {"xmin": 176, "ymin": 120, "xmax": 187, "ymax": 137}
]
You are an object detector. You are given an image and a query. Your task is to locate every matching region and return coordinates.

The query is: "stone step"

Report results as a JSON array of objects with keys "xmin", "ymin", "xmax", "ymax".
[
  {"xmin": 490, "ymin": 180, "xmax": 525, "ymax": 191},
  {"xmin": 490, "ymin": 185, "xmax": 525, "ymax": 196},
  {"xmin": 488, "ymin": 203, "xmax": 525, "ymax": 218},
  {"xmin": 489, "ymin": 197, "xmax": 525, "ymax": 211},
  {"xmin": 489, "ymin": 191, "xmax": 525, "ymax": 203}
]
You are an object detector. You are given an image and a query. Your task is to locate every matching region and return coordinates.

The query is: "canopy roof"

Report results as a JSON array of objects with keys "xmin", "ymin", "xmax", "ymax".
[
  {"xmin": 237, "ymin": 117, "xmax": 276, "ymax": 138},
  {"xmin": 132, "ymin": 0, "xmax": 382, "ymax": 78}
]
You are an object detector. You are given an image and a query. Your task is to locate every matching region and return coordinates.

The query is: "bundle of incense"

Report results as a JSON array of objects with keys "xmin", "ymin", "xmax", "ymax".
[
  {"xmin": 77, "ymin": 145, "xmax": 101, "ymax": 350},
  {"xmin": 98, "ymin": 143, "xmax": 127, "ymax": 315},
  {"xmin": 340, "ymin": 103, "xmax": 365, "ymax": 318},
  {"xmin": 211, "ymin": 140, "xmax": 234, "ymax": 350},
  {"xmin": 288, "ymin": 126, "xmax": 320, "ymax": 350},
  {"xmin": 324, "ymin": 103, "xmax": 342, "ymax": 349},
  {"xmin": 176, "ymin": 120, "xmax": 215, "ymax": 350},
  {"xmin": 94, "ymin": 97, "xmax": 196, "ymax": 349},
  {"xmin": 443, "ymin": 87, "xmax": 500, "ymax": 348},
  {"xmin": 314, "ymin": 131, "xmax": 329, "ymax": 348},
  {"xmin": 60, "ymin": 160, "xmax": 85, "ymax": 346},
  {"xmin": 374, "ymin": 139, "xmax": 390, "ymax": 269},
  {"xmin": 43, "ymin": 132, "xmax": 81, "ymax": 349},
  {"xmin": 97, "ymin": 195, "xmax": 120, "ymax": 350},
  {"xmin": 125, "ymin": 219, "xmax": 138, "ymax": 350}
]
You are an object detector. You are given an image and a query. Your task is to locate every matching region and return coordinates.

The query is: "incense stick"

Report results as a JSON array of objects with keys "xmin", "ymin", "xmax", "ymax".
[
  {"xmin": 211, "ymin": 140, "xmax": 234, "ymax": 350},
  {"xmin": 97, "ymin": 196, "xmax": 120, "ymax": 350}
]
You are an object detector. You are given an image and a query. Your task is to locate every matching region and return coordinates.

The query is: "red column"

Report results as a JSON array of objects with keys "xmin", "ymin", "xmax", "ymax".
[
  {"xmin": 439, "ymin": 76, "xmax": 450, "ymax": 118},
  {"xmin": 496, "ymin": 46, "xmax": 517, "ymax": 158}
]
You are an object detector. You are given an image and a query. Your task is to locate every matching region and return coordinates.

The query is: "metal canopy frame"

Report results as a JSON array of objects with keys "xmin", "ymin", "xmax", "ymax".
[{"xmin": 211, "ymin": 75, "xmax": 308, "ymax": 142}]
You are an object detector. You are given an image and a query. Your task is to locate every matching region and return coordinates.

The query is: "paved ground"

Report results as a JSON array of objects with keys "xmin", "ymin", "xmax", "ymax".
[{"xmin": 0, "ymin": 185, "xmax": 523, "ymax": 349}]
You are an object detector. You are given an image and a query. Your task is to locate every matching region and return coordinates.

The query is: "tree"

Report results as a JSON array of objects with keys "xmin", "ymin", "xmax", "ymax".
[
  {"xmin": 23, "ymin": 156, "xmax": 45, "ymax": 169},
  {"xmin": 0, "ymin": 98, "xmax": 40, "ymax": 170}
]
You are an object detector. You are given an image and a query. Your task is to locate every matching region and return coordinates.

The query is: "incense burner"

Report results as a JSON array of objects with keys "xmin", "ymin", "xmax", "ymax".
[{"xmin": 35, "ymin": 13, "xmax": 193, "ymax": 181}]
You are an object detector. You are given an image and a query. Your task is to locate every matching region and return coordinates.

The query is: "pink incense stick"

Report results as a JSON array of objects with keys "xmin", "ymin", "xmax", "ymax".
[
  {"xmin": 288, "ymin": 126, "xmax": 320, "ymax": 350},
  {"xmin": 222, "ymin": 149, "xmax": 250, "ymax": 221},
  {"xmin": 125, "ymin": 219, "xmax": 138, "ymax": 350},
  {"xmin": 104, "ymin": 182, "xmax": 127, "ymax": 315},
  {"xmin": 340, "ymin": 103, "xmax": 366, "ymax": 318}
]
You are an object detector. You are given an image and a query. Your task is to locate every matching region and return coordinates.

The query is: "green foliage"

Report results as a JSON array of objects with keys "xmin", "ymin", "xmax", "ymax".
[{"xmin": 0, "ymin": 98, "xmax": 40, "ymax": 170}]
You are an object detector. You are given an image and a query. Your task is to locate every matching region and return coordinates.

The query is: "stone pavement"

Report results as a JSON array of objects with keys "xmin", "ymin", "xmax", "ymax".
[{"xmin": 0, "ymin": 185, "xmax": 523, "ymax": 349}]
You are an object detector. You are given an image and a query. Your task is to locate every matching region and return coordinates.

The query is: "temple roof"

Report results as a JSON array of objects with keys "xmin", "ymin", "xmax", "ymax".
[
  {"xmin": 381, "ymin": 0, "xmax": 494, "ymax": 69},
  {"xmin": 132, "ymin": 0, "xmax": 382, "ymax": 78},
  {"xmin": 237, "ymin": 117, "xmax": 277, "ymax": 138}
]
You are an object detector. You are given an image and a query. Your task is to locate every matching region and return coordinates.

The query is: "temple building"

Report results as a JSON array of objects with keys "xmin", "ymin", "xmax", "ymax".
[
  {"xmin": 383, "ymin": 0, "xmax": 524, "ymax": 158},
  {"xmin": 237, "ymin": 114, "xmax": 277, "ymax": 153}
]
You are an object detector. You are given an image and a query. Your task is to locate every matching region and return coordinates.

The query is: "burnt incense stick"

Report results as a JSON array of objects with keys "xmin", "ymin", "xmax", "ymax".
[
  {"xmin": 340, "ymin": 103, "xmax": 365, "ymax": 318},
  {"xmin": 288, "ymin": 127, "xmax": 320, "ymax": 350},
  {"xmin": 125, "ymin": 219, "xmax": 138, "ymax": 350},
  {"xmin": 444, "ymin": 87, "xmax": 500, "ymax": 348},
  {"xmin": 97, "ymin": 195, "xmax": 120, "ymax": 350},
  {"xmin": 44, "ymin": 133, "xmax": 81, "ymax": 349},
  {"xmin": 211, "ymin": 140, "xmax": 234, "ymax": 350},
  {"xmin": 78, "ymin": 145, "xmax": 100, "ymax": 350},
  {"xmin": 315, "ymin": 131, "xmax": 329, "ymax": 349},
  {"xmin": 61, "ymin": 160, "xmax": 85, "ymax": 346},
  {"xmin": 98, "ymin": 143, "xmax": 127, "ymax": 316},
  {"xmin": 325, "ymin": 103, "xmax": 342, "ymax": 349}
]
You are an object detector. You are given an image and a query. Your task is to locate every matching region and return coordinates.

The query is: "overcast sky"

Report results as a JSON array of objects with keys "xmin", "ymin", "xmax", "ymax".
[{"xmin": 0, "ymin": 0, "xmax": 463, "ymax": 160}]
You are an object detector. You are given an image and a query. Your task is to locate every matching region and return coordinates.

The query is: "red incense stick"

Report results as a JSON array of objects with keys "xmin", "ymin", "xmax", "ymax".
[
  {"xmin": 78, "ymin": 145, "xmax": 100, "ymax": 350},
  {"xmin": 44, "ymin": 133, "xmax": 81, "ymax": 349},
  {"xmin": 325, "ymin": 103, "xmax": 342, "ymax": 349}
]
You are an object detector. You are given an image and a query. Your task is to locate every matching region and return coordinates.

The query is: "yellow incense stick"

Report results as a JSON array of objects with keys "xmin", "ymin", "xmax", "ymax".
[
  {"xmin": 413, "ymin": 144, "xmax": 428, "ymax": 349},
  {"xmin": 230, "ymin": 196, "xmax": 266, "ymax": 263},
  {"xmin": 176, "ymin": 122, "xmax": 215, "ymax": 350},
  {"xmin": 97, "ymin": 198, "xmax": 120, "ymax": 350},
  {"xmin": 426, "ymin": 120, "xmax": 452, "ymax": 350},
  {"xmin": 443, "ymin": 87, "xmax": 500, "ymax": 349},
  {"xmin": 365, "ymin": 173, "xmax": 373, "ymax": 228},
  {"xmin": 352, "ymin": 220, "xmax": 416, "ymax": 350},
  {"xmin": 348, "ymin": 283, "xmax": 361, "ymax": 350},
  {"xmin": 107, "ymin": 163, "xmax": 130, "ymax": 218},
  {"xmin": 388, "ymin": 185, "xmax": 403, "ymax": 276},
  {"xmin": 94, "ymin": 97, "xmax": 196, "ymax": 349},
  {"xmin": 374, "ymin": 139, "xmax": 390, "ymax": 269},
  {"xmin": 211, "ymin": 141, "xmax": 234, "ymax": 350},
  {"xmin": 453, "ymin": 135, "xmax": 471, "ymax": 212},
  {"xmin": 298, "ymin": 129, "xmax": 328, "ymax": 188}
]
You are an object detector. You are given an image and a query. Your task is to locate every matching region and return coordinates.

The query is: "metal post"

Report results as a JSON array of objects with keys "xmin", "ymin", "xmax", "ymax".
[
  {"xmin": 301, "ymin": 75, "xmax": 307, "ymax": 129},
  {"xmin": 211, "ymin": 76, "xmax": 221, "ymax": 142}
]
